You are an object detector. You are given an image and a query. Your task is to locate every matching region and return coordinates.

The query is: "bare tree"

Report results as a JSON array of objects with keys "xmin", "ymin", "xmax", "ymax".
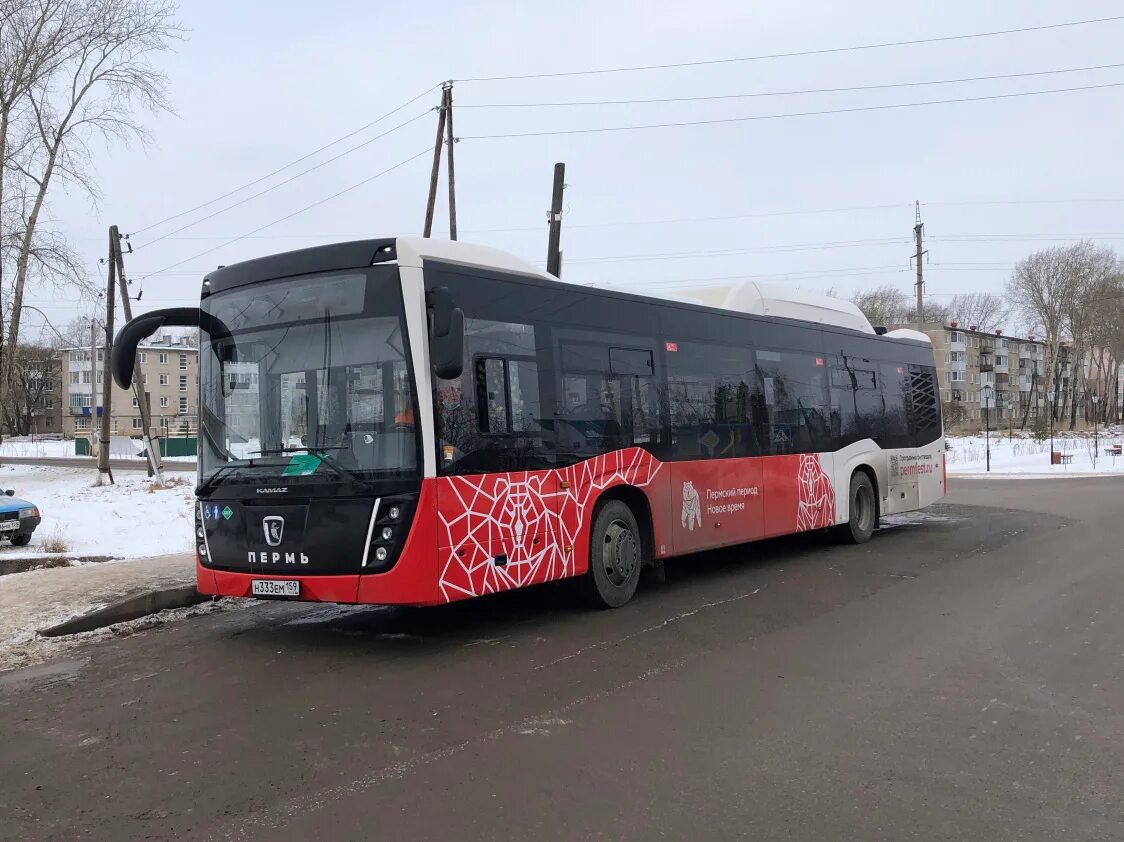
[
  {"xmin": 947, "ymin": 292, "xmax": 1009, "ymax": 333},
  {"xmin": 851, "ymin": 284, "xmax": 911, "ymax": 327},
  {"xmin": 1007, "ymin": 245, "xmax": 1086, "ymax": 422},
  {"xmin": 0, "ymin": 0, "xmax": 84, "ymax": 418},
  {"xmin": 0, "ymin": 0, "xmax": 180, "ymax": 441},
  {"xmin": 1, "ymin": 340, "xmax": 57, "ymax": 435}
]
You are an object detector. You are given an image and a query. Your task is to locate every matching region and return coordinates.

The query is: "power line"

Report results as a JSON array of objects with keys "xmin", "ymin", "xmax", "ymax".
[
  {"xmin": 129, "ymin": 83, "xmax": 441, "ymax": 238},
  {"xmin": 564, "ymin": 238, "xmax": 910, "ymax": 265},
  {"xmin": 458, "ymin": 62, "xmax": 1124, "ymax": 108},
  {"xmin": 138, "ymin": 147, "xmax": 432, "ymax": 279},
  {"xmin": 133, "ymin": 110, "xmax": 433, "ymax": 252},
  {"xmin": 460, "ymin": 81, "xmax": 1124, "ymax": 140},
  {"xmin": 456, "ymin": 16, "xmax": 1124, "ymax": 82}
]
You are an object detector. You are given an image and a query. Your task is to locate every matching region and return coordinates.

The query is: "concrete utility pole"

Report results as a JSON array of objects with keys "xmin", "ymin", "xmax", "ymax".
[
  {"xmin": 912, "ymin": 200, "xmax": 927, "ymax": 325},
  {"xmin": 423, "ymin": 85, "xmax": 450, "ymax": 238},
  {"xmin": 97, "ymin": 229, "xmax": 116, "ymax": 484},
  {"xmin": 112, "ymin": 225, "xmax": 163, "ymax": 483},
  {"xmin": 88, "ymin": 318, "xmax": 98, "ymax": 459},
  {"xmin": 546, "ymin": 162, "xmax": 566, "ymax": 278}
]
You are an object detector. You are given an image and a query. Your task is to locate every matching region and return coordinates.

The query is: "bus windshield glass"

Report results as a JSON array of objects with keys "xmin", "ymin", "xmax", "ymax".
[{"xmin": 198, "ymin": 267, "xmax": 418, "ymax": 485}]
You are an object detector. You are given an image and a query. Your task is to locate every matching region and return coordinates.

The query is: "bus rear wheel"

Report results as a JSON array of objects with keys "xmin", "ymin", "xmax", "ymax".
[
  {"xmin": 837, "ymin": 471, "xmax": 877, "ymax": 544},
  {"xmin": 580, "ymin": 500, "xmax": 644, "ymax": 608}
]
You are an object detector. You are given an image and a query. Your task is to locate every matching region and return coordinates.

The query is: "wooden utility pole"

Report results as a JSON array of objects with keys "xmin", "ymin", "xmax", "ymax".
[
  {"xmin": 912, "ymin": 200, "xmax": 927, "ymax": 325},
  {"xmin": 444, "ymin": 83, "xmax": 457, "ymax": 241},
  {"xmin": 546, "ymin": 162, "xmax": 566, "ymax": 277},
  {"xmin": 112, "ymin": 225, "xmax": 164, "ymax": 483},
  {"xmin": 97, "ymin": 229, "xmax": 116, "ymax": 484},
  {"xmin": 422, "ymin": 86, "xmax": 449, "ymax": 238}
]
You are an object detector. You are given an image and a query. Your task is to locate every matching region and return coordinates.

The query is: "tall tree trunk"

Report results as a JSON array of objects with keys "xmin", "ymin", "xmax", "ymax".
[{"xmin": 1, "ymin": 134, "xmax": 60, "ymax": 440}]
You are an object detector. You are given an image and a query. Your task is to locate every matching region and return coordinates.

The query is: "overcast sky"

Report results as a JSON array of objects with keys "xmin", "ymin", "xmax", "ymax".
[{"xmin": 28, "ymin": 0, "xmax": 1124, "ymax": 338}]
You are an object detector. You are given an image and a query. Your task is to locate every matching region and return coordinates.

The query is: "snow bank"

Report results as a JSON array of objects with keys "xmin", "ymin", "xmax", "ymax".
[
  {"xmin": 0, "ymin": 465, "xmax": 195, "ymax": 558},
  {"xmin": 946, "ymin": 431, "xmax": 1124, "ymax": 476},
  {"xmin": 0, "ymin": 436, "xmax": 195, "ymax": 462}
]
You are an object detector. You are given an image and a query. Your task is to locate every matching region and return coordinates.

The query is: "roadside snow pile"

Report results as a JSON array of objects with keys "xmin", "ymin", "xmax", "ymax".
[
  {"xmin": 946, "ymin": 432, "xmax": 1124, "ymax": 476},
  {"xmin": 0, "ymin": 465, "xmax": 195, "ymax": 558},
  {"xmin": 0, "ymin": 435, "xmax": 196, "ymax": 462},
  {"xmin": 0, "ymin": 438, "xmax": 79, "ymax": 458}
]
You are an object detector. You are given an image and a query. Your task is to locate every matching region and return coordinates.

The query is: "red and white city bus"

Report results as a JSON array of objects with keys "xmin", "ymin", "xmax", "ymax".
[{"xmin": 111, "ymin": 237, "xmax": 945, "ymax": 608}]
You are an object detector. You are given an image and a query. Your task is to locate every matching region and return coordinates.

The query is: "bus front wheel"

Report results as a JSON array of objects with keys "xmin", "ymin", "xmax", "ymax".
[
  {"xmin": 580, "ymin": 500, "xmax": 644, "ymax": 608},
  {"xmin": 837, "ymin": 471, "xmax": 877, "ymax": 544}
]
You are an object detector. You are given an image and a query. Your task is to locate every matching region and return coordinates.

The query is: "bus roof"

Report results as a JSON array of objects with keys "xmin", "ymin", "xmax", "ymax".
[{"xmin": 203, "ymin": 237, "xmax": 920, "ymax": 342}]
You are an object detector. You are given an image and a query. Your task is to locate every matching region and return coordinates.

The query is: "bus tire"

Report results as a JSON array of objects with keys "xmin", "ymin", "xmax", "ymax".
[
  {"xmin": 837, "ymin": 471, "xmax": 877, "ymax": 544},
  {"xmin": 580, "ymin": 500, "xmax": 644, "ymax": 608}
]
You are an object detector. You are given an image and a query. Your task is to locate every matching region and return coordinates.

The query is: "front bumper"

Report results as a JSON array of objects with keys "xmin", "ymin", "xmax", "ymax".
[{"xmin": 1, "ymin": 515, "xmax": 39, "ymax": 538}]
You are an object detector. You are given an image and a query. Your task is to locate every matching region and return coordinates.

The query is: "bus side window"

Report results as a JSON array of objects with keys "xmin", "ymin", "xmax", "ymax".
[
  {"xmin": 756, "ymin": 349, "xmax": 831, "ymax": 455},
  {"xmin": 474, "ymin": 356, "xmax": 542, "ymax": 435},
  {"xmin": 666, "ymin": 340, "xmax": 760, "ymax": 460}
]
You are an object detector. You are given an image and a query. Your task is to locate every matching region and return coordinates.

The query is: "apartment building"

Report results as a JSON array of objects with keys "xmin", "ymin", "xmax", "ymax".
[
  {"xmin": 917, "ymin": 322, "xmax": 1057, "ymax": 428},
  {"xmin": 61, "ymin": 333, "xmax": 198, "ymax": 439}
]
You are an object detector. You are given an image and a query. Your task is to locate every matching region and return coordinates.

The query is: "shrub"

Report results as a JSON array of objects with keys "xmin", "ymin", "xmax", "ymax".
[
  {"xmin": 40, "ymin": 533, "xmax": 69, "ymax": 554},
  {"xmin": 1030, "ymin": 414, "xmax": 1049, "ymax": 443}
]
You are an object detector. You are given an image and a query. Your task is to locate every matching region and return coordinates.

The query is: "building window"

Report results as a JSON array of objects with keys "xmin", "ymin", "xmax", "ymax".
[
  {"xmin": 142, "ymin": 373, "xmax": 148, "ymax": 385},
  {"xmin": 69, "ymin": 393, "xmax": 90, "ymax": 408},
  {"xmin": 949, "ymin": 330, "xmax": 961, "ymax": 343},
  {"xmin": 179, "ymin": 396, "xmax": 188, "ymax": 414},
  {"xmin": 160, "ymin": 417, "xmax": 170, "ymax": 428},
  {"xmin": 45, "ymin": 398, "xmax": 54, "ymax": 410},
  {"xmin": 179, "ymin": 375, "xmax": 187, "ymax": 391},
  {"xmin": 44, "ymin": 380, "xmax": 53, "ymax": 392},
  {"xmin": 159, "ymin": 352, "xmax": 168, "ymax": 365},
  {"xmin": 75, "ymin": 417, "xmax": 91, "ymax": 431},
  {"xmin": 159, "ymin": 396, "xmax": 169, "ymax": 408},
  {"xmin": 159, "ymin": 373, "xmax": 169, "ymax": 386},
  {"xmin": 139, "ymin": 352, "xmax": 147, "ymax": 364},
  {"xmin": 69, "ymin": 371, "xmax": 80, "ymax": 385},
  {"xmin": 132, "ymin": 418, "xmax": 144, "ymax": 429},
  {"xmin": 179, "ymin": 353, "xmax": 188, "ymax": 370}
]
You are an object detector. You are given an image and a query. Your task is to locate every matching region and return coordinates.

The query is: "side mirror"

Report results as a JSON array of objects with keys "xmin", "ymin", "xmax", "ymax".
[
  {"xmin": 112, "ymin": 307, "xmax": 201, "ymax": 389},
  {"xmin": 428, "ymin": 286, "xmax": 464, "ymax": 380}
]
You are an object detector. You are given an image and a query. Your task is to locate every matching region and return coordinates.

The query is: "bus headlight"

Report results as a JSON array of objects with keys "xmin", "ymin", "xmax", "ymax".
[
  {"xmin": 374, "ymin": 547, "xmax": 388, "ymax": 562},
  {"xmin": 380, "ymin": 527, "xmax": 393, "ymax": 541},
  {"xmin": 387, "ymin": 506, "xmax": 400, "ymax": 521}
]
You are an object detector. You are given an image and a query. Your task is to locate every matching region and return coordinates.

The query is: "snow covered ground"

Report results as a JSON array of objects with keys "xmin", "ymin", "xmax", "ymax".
[
  {"xmin": 0, "ymin": 436, "xmax": 195, "ymax": 462},
  {"xmin": 0, "ymin": 465, "xmax": 195, "ymax": 559},
  {"xmin": 946, "ymin": 431, "xmax": 1124, "ymax": 476}
]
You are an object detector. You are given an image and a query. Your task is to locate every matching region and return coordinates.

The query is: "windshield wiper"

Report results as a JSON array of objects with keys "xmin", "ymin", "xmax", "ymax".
[
  {"xmin": 197, "ymin": 463, "xmax": 245, "ymax": 497},
  {"xmin": 252, "ymin": 445, "xmax": 377, "ymax": 488}
]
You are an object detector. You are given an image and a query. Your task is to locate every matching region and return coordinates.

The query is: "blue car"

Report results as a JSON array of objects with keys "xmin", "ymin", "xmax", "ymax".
[{"xmin": 0, "ymin": 488, "xmax": 41, "ymax": 547}]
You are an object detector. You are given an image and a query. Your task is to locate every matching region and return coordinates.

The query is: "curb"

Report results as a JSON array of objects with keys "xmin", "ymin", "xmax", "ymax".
[{"xmin": 38, "ymin": 586, "xmax": 214, "ymax": 638}]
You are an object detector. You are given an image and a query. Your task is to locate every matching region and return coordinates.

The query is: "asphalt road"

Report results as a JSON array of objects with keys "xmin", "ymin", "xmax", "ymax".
[
  {"xmin": 0, "ymin": 455, "xmax": 196, "ymax": 473},
  {"xmin": 2, "ymin": 477, "xmax": 1123, "ymax": 841}
]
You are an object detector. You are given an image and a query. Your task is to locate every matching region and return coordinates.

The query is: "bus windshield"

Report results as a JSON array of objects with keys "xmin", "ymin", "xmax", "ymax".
[{"xmin": 198, "ymin": 267, "xmax": 418, "ymax": 486}]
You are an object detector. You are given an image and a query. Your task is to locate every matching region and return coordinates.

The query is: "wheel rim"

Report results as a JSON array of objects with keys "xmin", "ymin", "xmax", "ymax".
[
  {"xmin": 601, "ymin": 518, "xmax": 639, "ymax": 587},
  {"xmin": 853, "ymin": 484, "xmax": 874, "ymax": 533}
]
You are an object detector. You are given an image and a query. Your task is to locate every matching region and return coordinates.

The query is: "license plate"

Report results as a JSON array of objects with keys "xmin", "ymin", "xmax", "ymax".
[
  {"xmin": 0, "ymin": 522, "xmax": 17, "ymax": 532},
  {"xmin": 251, "ymin": 579, "xmax": 300, "ymax": 597}
]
